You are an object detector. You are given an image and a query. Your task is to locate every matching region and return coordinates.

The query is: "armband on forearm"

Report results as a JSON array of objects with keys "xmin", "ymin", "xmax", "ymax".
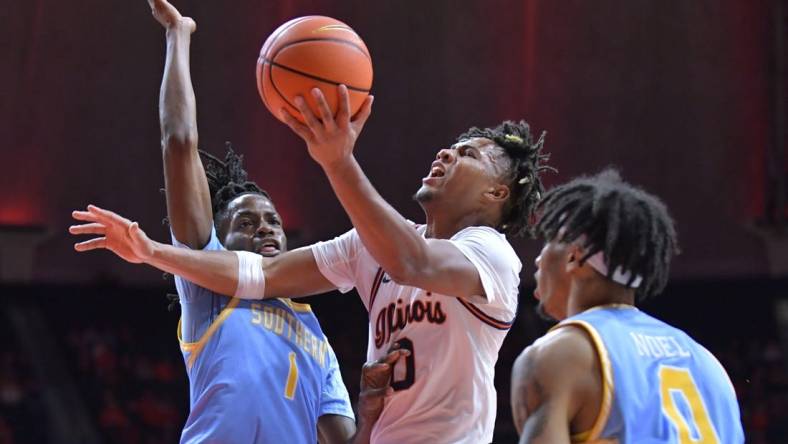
[{"xmin": 234, "ymin": 251, "xmax": 266, "ymax": 299}]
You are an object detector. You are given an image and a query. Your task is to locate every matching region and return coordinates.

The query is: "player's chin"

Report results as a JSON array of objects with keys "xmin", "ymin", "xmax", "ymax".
[{"xmin": 535, "ymin": 301, "xmax": 561, "ymax": 322}]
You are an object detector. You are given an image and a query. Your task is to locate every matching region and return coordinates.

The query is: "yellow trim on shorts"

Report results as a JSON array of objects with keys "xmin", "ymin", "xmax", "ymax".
[
  {"xmin": 550, "ymin": 319, "xmax": 614, "ymax": 443},
  {"xmin": 177, "ymin": 296, "xmax": 241, "ymax": 370},
  {"xmin": 281, "ymin": 298, "xmax": 312, "ymax": 312}
]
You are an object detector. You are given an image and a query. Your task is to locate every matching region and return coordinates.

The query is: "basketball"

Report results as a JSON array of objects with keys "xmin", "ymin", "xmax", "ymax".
[{"xmin": 256, "ymin": 16, "xmax": 373, "ymax": 124}]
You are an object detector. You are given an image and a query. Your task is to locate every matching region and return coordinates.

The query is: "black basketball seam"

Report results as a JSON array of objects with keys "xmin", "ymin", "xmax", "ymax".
[
  {"xmin": 266, "ymin": 36, "xmax": 371, "ymax": 91},
  {"xmin": 266, "ymin": 59, "xmax": 300, "ymax": 113},
  {"xmin": 257, "ymin": 61, "xmax": 274, "ymax": 113},
  {"xmin": 271, "ymin": 36, "xmax": 371, "ymax": 61},
  {"xmin": 260, "ymin": 16, "xmax": 312, "ymax": 59},
  {"xmin": 258, "ymin": 16, "xmax": 316, "ymax": 113},
  {"xmin": 266, "ymin": 60, "xmax": 371, "ymax": 93}
]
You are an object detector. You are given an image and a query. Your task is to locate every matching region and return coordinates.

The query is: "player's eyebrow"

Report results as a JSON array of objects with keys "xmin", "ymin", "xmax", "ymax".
[{"xmin": 235, "ymin": 210, "xmax": 260, "ymax": 219}]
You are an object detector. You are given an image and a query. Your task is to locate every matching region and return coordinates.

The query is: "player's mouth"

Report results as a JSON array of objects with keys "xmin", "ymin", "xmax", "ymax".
[
  {"xmin": 256, "ymin": 238, "xmax": 281, "ymax": 256},
  {"xmin": 422, "ymin": 161, "xmax": 446, "ymax": 185}
]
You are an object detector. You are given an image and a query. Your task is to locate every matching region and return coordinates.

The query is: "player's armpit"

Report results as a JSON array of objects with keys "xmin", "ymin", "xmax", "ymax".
[{"xmin": 510, "ymin": 326, "xmax": 601, "ymax": 443}]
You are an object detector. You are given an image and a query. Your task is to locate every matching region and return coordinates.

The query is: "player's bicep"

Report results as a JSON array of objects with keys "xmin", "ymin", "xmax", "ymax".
[
  {"xmin": 264, "ymin": 247, "xmax": 337, "ymax": 298},
  {"xmin": 511, "ymin": 347, "xmax": 571, "ymax": 439},
  {"xmin": 317, "ymin": 414, "xmax": 356, "ymax": 444},
  {"xmin": 410, "ymin": 239, "xmax": 485, "ymax": 299}
]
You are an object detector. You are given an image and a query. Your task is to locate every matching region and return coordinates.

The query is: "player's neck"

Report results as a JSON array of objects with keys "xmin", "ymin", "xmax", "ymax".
[
  {"xmin": 566, "ymin": 277, "xmax": 636, "ymax": 317},
  {"xmin": 423, "ymin": 207, "xmax": 495, "ymax": 239}
]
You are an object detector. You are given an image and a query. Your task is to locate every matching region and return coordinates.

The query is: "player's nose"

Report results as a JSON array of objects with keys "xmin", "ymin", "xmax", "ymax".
[
  {"xmin": 436, "ymin": 148, "xmax": 455, "ymax": 163},
  {"xmin": 256, "ymin": 222, "xmax": 274, "ymax": 236}
]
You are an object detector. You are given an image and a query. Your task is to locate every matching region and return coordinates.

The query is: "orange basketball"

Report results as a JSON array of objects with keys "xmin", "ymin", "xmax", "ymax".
[{"xmin": 256, "ymin": 16, "xmax": 373, "ymax": 124}]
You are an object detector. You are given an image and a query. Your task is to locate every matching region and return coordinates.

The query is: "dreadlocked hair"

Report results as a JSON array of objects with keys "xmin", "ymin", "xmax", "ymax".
[
  {"xmin": 457, "ymin": 120, "xmax": 555, "ymax": 238},
  {"xmin": 535, "ymin": 168, "xmax": 680, "ymax": 301},
  {"xmin": 199, "ymin": 142, "xmax": 271, "ymax": 224}
]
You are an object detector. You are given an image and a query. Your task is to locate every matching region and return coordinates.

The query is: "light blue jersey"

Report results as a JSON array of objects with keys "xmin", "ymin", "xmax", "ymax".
[
  {"xmin": 555, "ymin": 305, "xmax": 743, "ymax": 444},
  {"xmin": 173, "ymin": 228, "xmax": 353, "ymax": 444}
]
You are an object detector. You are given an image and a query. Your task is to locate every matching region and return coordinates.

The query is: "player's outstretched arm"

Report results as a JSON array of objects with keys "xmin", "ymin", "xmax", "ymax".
[
  {"xmin": 510, "ymin": 327, "xmax": 601, "ymax": 444},
  {"xmin": 281, "ymin": 87, "xmax": 487, "ymax": 300},
  {"xmin": 69, "ymin": 205, "xmax": 335, "ymax": 298},
  {"xmin": 148, "ymin": 0, "xmax": 213, "ymax": 248}
]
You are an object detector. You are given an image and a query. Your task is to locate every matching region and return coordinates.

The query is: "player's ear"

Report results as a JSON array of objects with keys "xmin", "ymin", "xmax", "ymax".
[
  {"xmin": 565, "ymin": 243, "xmax": 583, "ymax": 273},
  {"xmin": 484, "ymin": 183, "xmax": 510, "ymax": 203}
]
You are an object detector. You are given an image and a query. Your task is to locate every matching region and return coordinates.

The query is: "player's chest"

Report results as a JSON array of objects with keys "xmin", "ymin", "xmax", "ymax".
[{"xmin": 369, "ymin": 272, "xmax": 455, "ymax": 350}]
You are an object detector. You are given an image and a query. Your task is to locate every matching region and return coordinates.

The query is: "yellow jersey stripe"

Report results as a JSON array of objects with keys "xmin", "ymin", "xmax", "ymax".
[
  {"xmin": 552, "ymin": 319, "xmax": 614, "ymax": 442},
  {"xmin": 177, "ymin": 297, "xmax": 241, "ymax": 370}
]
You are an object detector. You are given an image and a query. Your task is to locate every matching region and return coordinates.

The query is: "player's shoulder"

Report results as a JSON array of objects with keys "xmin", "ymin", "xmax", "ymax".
[
  {"xmin": 171, "ymin": 225, "xmax": 226, "ymax": 252},
  {"xmin": 451, "ymin": 225, "xmax": 520, "ymax": 261},
  {"xmin": 516, "ymin": 326, "xmax": 598, "ymax": 382},
  {"xmin": 451, "ymin": 225, "xmax": 507, "ymax": 243},
  {"xmin": 512, "ymin": 326, "xmax": 602, "ymax": 421}
]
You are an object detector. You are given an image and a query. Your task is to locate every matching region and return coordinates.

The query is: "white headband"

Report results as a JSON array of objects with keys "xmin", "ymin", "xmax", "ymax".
[
  {"xmin": 583, "ymin": 250, "xmax": 643, "ymax": 288},
  {"xmin": 566, "ymin": 229, "xmax": 643, "ymax": 288}
]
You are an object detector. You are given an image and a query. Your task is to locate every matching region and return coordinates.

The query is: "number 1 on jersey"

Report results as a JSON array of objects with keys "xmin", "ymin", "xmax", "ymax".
[{"xmin": 284, "ymin": 352, "xmax": 299, "ymax": 400}]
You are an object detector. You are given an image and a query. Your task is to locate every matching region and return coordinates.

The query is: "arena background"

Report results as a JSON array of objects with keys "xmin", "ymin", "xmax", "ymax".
[{"xmin": 2, "ymin": 0, "xmax": 786, "ymax": 442}]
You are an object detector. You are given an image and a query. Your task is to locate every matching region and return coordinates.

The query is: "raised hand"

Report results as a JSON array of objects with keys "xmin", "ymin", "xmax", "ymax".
[
  {"xmin": 69, "ymin": 205, "xmax": 156, "ymax": 264},
  {"xmin": 280, "ymin": 85, "xmax": 373, "ymax": 171},
  {"xmin": 147, "ymin": 0, "xmax": 195, "ymax": 33}
]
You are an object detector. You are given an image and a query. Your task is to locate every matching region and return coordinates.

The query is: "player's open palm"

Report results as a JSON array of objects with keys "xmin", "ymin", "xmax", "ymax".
[
  {"xmin": 70, "ymin": 205, "xmax": 154, "ymax": 264},
  {"xmin": 148, "ymin": 0, "xmax": 195, "ymax": 33}
]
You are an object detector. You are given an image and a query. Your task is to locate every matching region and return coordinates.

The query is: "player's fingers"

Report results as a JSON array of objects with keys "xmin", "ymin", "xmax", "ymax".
[
  {"xmin": 335, "ymin": 85, "xmax": 351, "ymax": 126},
  {"xmin": 360, "ymin": 387, "xmax": 389, "ymax": 398},
  {"xmin": 311, "ymin": 88, "xmax": 335, "ymax": 129},
  {"xmin": 69, "ymin": 223, "xmax": 106, "ymax": 236},
  {"xmin": 87, "ymin": 205, "xmax": 130, "ymax": 225},
  {"xmin": 365, "ymin": 361, "xmax": 390, "ymax": 373},
  {"xmin": 351, "ymin": 95, "xmax": 373, "ymax": 130},
  {"xmin": 293, "ymin": 96, "xmax": 322, "ymax": 131},
  {"xmin": 74, "ymin": 237, "xmax": 107, "ymax": 252},
  {"xmin": 381, "ymin": 348, "xmax": 410, "ymax": 365},
  {"xmin": 281, "ymin": 108, "xmax": 314, "ymax": 142},
  {"xmin": 72, "ymin": 210, "xmax": 99, "ymax": 223}
]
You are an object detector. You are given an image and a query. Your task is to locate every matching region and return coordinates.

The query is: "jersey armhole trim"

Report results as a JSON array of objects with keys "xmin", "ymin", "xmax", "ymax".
[
  {"xmin": 177, "ymin": 296, "xmax": 241, "ymax": 370},
  {"xmin": 552, "ymin": 319, "xmax": 614, "ymax": 443},
  {"xmin": 456, "ymin": 297, "xmax": 513, "ymax": 330},
  {"xmin": 281, "ymin": 298, "xmax": 312, "ymax": 312}
]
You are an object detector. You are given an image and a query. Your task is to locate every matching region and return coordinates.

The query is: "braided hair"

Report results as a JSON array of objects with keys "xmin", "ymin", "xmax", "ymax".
[
  {"xmin": 199, "ymin": 142, "xmax": 271, "ymax": 227},
  {"xmin": 457, "ymin": 120, "xmax": 555, "ymax": 238},
  {"xmin": 535, "ymin": 169, "xmax": 680, "ymax": 300}
]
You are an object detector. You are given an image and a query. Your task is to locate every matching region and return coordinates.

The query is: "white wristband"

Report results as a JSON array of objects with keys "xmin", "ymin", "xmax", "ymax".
[{"xmin": 234, "ymin": 251, "xmax": 266, "ymax": 299}]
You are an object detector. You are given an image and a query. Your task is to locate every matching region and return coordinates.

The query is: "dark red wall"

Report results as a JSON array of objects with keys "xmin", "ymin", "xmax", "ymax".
[{"xmin": 2, "ymin": 0, "xmax": 779, "ymax": 284}]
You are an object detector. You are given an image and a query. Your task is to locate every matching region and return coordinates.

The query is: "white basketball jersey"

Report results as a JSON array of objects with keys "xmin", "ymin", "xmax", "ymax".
[{"xmin": 312, "ymin": 225, "xmax": 521, "ymax": 444}]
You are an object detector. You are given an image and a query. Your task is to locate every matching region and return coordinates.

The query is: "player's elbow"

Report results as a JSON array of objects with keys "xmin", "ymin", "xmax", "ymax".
[
  {"xmin": 385, "ymin": 262, "xmax": 428, "ymax": 287},
  {"xmin": 161, "ymin": 127, "xmax": 197, "ymax": 152}
]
